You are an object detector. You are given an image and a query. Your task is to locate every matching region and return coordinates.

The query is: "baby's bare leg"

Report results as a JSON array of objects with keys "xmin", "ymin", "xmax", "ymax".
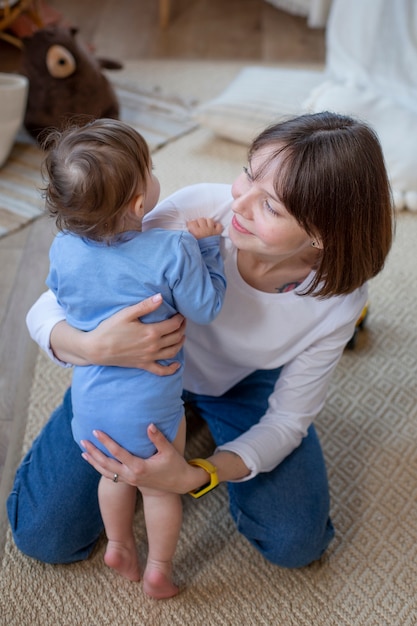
[
  {"xmin": 141, "ymin": 416, "xmax": 186, "ymax": 599},
  {"xmin": 141, "ymin": 489, "xmax": 182, "ymax": 598},
  {"xmin": 98, "ymin": 476, "xmax": 140, "ymax": 581}
]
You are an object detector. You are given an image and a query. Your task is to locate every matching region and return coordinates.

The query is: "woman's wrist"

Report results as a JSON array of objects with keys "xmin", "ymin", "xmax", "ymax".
[
  {"xmin": 50, "ymin": 320, "xmax": 93, "ymax": 366},
  {"xmin": 186, "ymin": 450, "xmax": 250, "ymax": 494},
  {"xmin": 185, "ymin": 463, "xmax": 214, "ymax": 494},
  {"xmin": 208, "ymin": 450, "xmax": 251, "ymax": 483}
]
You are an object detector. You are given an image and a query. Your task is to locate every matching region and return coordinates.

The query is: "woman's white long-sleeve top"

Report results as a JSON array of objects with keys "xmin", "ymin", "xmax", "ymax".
[{"xmin": 27, "ymin": 183, "xmax": 367, "ymax": 480}]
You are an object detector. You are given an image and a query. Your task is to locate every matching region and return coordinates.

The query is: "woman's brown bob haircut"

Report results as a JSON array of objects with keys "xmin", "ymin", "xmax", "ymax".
[
  {"xmin": 249, "ymin": 111, "xmax": 394, "ymax": 298},
  {"xmin": 42, "ymin": 118, "xmax": 150, "ymax": 242}
]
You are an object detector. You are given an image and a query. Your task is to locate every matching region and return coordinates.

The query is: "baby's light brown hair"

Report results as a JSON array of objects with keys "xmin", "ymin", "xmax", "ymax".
[{"xmin": 42, "ymin": 118, "xmax": 150, "ymax": 242}]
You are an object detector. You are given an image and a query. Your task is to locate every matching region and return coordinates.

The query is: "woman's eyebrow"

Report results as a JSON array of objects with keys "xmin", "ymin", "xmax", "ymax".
[{"xmin": 249, "ymin": 162, "xmax": 282, "ymax": 203}]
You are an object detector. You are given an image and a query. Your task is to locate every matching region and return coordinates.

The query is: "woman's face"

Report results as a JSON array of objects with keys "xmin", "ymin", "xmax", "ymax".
[{"xmin": 229, "ymin": 147, "xmax": 316, "ymax": 260}]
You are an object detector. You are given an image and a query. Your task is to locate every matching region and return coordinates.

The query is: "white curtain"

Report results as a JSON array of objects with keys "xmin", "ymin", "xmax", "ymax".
[{"xmin": 304, "ymin": 0, "xmax": 417, "ymax": 209}]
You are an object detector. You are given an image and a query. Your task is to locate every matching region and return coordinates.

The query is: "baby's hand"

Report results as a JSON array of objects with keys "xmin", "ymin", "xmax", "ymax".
[{"xmin": 187, "ymin": 218, "xmax": 223, "ymax": 240}]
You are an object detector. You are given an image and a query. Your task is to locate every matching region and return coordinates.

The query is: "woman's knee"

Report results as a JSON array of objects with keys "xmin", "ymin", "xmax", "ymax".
[
  {"xmin": 234, "ymin": 507, "xmax": 334, "ymax": 568},
  {"xmin": 6, "ymin": 388, "xmax": 103, "ymax": 564},
  {"xmin": 228, "ymin": 469, "xmax": 334, "ymax": 568},
  {"xmin": 7, "ymin": 470, "xmax": 102, "ymax": 564},
  {"xmin": 253, "ymin": 522, "xmax": 334, "ymax": 569}
]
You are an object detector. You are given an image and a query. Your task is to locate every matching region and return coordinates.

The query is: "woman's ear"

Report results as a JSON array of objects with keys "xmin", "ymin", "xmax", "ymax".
[{"xmin": 311, "ymin": 236, "xmax": 324, "ymax": 250}]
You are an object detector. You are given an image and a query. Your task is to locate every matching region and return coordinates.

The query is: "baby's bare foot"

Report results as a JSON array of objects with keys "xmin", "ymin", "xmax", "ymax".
[
  {"xmin": 104, "ymin": 540, "xmax": 141, "ymax": 582},
  {"xmin": 143, "ymin": 561, "xmax": 179, "ymax": 599}
]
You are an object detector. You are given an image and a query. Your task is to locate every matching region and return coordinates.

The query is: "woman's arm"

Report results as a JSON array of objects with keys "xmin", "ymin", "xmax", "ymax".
[
  {"xmin": 27, "ymin": 290, "xmax": 187, "ymax": 375},
  {"xmin": 81, "ymin": 425, "xmax": 250, "ymax": 494},
  {"xmin": 79, "ymin": 315, "xmax": 357, "ymax": 490},
  {"xmin": 51, "ymin": 294, "xmax": 186, "ymax": 374}
]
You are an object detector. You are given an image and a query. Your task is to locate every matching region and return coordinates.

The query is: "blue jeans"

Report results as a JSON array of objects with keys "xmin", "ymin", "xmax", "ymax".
[{"xmin": 7, "ymin": 369, "xmax": 334, "ymax": 567}]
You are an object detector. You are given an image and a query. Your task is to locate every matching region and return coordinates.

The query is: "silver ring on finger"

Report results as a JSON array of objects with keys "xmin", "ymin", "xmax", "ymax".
[{"xmin": 112, "ymin": 473, "xmax": 119, "ymax": 483}]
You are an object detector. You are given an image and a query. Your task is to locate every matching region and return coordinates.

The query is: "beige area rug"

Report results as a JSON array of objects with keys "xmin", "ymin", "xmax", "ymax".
[
  {"xmin": 0, "ymin": 60, "xmax": 245, "ymax": 240},
  {"xmin": 1, "ymin": 195, "xmax": 417, "ymax": 624}
]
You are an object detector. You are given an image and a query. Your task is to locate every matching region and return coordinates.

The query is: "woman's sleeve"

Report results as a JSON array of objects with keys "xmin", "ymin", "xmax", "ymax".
[
  {"xmin": 26, "ymin": 289, "xmax": 71, "ymax": 367},
  {"xmin": 217, "ymin": 318, "xmax": 358, "ymax": 480}
]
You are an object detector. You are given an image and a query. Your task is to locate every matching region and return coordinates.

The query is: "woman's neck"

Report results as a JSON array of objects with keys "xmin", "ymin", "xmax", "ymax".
[{"xmin": 236, "ymin": 249, "xmax": 318, "ymax": 293}]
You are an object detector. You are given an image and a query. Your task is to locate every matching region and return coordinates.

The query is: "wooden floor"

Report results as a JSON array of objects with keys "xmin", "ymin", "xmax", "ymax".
[{"xmin": 0, "ymin": 0, "xmax": 325, "ymax": 487}]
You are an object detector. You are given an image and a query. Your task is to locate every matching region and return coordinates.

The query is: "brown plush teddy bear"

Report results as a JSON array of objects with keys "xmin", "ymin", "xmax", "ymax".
[{"xmin": 20, "ymin": 25, "xmax": 121, "ymax": 141}]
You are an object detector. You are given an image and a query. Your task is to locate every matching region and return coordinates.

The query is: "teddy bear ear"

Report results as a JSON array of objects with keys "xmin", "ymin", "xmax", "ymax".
[{"xmin": 46, "ymin": 44, "xmax": 76, "ymax": 78}]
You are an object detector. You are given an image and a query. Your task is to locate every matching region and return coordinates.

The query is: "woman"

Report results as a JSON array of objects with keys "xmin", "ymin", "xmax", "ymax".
[{"xmin": 8, "ymin": 112, "xmax": 393, "ymax": 569}]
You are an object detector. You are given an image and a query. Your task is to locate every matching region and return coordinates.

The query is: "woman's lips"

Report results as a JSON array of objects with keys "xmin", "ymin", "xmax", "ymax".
[{"xmin": 231, "ymin": 214, "xmax": 252, "ymax": 235}]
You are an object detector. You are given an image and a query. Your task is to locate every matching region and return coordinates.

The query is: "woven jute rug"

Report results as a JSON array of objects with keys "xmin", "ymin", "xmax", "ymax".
[{"xmin": 0, "ymin": 203, "xmax": 416, "ymax": 624}]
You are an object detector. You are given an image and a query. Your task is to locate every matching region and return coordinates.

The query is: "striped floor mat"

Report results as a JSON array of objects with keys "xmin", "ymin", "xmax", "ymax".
[{"xmin": 0, "ymin": 142, "xmax": 43, "ymax": 238}]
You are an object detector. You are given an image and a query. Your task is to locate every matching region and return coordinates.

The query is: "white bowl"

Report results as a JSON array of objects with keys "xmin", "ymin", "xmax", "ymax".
[{"xmin": 0, "ymin": 73, "xmax": 29, "ymax": 168}]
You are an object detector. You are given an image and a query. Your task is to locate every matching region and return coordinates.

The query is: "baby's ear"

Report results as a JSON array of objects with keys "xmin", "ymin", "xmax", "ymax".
[{"xmin": 131, "ymin": 194, "xmax": 145, "ymax": 219}]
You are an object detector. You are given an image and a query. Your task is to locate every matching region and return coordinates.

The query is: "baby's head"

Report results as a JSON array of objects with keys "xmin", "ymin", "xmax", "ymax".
[{"xmin": 42, "ymin": 118, "xmax": 153, "ymax": 242}]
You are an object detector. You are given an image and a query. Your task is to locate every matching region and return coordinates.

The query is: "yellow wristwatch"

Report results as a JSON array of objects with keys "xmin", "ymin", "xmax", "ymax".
[{"xmin": 188, "ymin": 458, "xmax": 219, "ymax": 498}]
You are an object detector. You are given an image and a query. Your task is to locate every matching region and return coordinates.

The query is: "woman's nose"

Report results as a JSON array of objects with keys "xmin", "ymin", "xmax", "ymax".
[{"xmin": 232, "ymin": 189, "xmax": 253, "ymax": 220}]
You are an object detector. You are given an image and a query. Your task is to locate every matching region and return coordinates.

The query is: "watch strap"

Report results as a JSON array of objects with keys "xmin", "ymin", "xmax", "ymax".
[{"xmin": 188, "ymin": 458, "xmax": 219, "ymax": 498}]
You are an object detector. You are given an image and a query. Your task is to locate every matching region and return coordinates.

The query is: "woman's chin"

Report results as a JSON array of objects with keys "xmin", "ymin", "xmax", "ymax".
[{"xmin": 229, "ymin": 223, "xmax": 251, "ymax": 248}]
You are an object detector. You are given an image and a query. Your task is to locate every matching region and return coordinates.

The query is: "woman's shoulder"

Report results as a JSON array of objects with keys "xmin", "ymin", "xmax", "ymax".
[
  {"xmin": 164, "ymin": 182, "xmax": 231, "ymax": 201},
  {"xmin": 143, "ymin": 183, "xmax": 233, "ymax": 231},
  {"xmin": 313, "ymin": 283, "xmax": 369, "ymax": 326},
  {"xmin": 162, "ymin": 183, "xmax": 233, "ymax": 214}
]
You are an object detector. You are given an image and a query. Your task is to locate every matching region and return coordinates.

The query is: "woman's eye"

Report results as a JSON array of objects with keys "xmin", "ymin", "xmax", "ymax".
[{"xmin": 264, "ymin": 200, "xmax": 279, "ymax": 217}]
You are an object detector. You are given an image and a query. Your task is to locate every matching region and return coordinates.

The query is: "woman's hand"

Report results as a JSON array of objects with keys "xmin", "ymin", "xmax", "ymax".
[
  {"xmin": 81, "ymin": 424, "xmax": 251, "ymax": 491},
  {"xmin": 51, "ymin": 294, "xmax": 186, "ymax": 375},
  {"xmin": 81, "ymin": 425, "xmax": 199, "ymax": 494}
]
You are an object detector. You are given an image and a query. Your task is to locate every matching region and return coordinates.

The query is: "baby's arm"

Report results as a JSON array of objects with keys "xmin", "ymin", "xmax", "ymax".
[
  {"xmin": 170, "ymin": 219, "xmax": 225, "ymax": 325},
  {"xmin": 187, "ymin": 218, "xmax": 223, "ymax": 239}
]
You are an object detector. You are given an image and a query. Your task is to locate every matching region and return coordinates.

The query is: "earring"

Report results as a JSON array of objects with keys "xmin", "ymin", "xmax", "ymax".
[{"xmin": 311, "ymin": 241, "xmax": 316, "ymax": 247}]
